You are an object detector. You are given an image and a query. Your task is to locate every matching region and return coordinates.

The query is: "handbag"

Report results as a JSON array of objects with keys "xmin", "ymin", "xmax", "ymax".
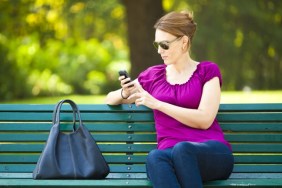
[{"xmin": 33, "ymin": 99, "xmax": 110, "ymax": 179}]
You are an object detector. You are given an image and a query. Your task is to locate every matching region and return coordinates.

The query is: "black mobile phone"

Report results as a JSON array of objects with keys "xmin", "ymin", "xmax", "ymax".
[{"xmin": 119, "ymin": 70, "xmax": 133, "ymax": 87}]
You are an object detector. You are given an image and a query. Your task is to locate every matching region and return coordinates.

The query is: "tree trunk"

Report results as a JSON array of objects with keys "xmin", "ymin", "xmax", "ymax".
[{"xmin": 122, "ymin": 0, "xmax": 164, "ymax": 79}]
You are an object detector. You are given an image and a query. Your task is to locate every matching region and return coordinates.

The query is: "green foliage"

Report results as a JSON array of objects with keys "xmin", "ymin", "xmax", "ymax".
[
  {"xmin": 0, "ymin": 0, "xmax": 128, "ymax": 100},
  {"xmin": 1, "ymin": 0, "xmax": 282, "ymax": 101},
  {"xmin": 165, "ymin": 0, "xmax": 282, "ymax": 90},
  {"xmin": 0, "ymin": 35, "xmax": 30, "ymax": 100}
]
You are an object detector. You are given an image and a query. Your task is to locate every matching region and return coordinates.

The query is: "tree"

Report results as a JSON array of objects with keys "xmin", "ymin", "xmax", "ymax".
[
  {"xmin": 186, "ymin": 0, "xmax": 282, "ymax": 90},
  {"xmin": 122, "ymin": 0, "xmax": 164, "ymax": 78}
]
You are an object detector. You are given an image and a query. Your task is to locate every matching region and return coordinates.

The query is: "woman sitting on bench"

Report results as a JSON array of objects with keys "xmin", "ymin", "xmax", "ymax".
[{"xmin": 106, "ymin": 10, "xmax": 234, "ymax": 188}]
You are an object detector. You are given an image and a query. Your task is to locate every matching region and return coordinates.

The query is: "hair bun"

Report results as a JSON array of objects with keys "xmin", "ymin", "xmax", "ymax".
[
  {"xmin": 154, "ymin": 10, "xmax": 197, "ymax": 42},
  {"xmin": 180, "ymin": 10, "xmax": 195, "ymax": 23}
]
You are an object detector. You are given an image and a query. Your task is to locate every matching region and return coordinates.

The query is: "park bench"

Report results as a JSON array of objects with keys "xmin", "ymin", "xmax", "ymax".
[{"xmin": 0, "ymin": 103, "xmax": 282, "ymax": 187}]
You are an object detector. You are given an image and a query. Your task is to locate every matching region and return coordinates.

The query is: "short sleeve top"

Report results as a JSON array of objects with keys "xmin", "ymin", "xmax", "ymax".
[{"xmin": 138, "ymin": 61, "xmax": 231, "ymax": 150}]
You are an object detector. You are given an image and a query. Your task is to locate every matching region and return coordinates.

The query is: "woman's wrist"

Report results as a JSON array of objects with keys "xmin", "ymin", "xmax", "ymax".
[
  {"xmin": 121, "ymin": 88, "xmax": 129, "ymax": 99},
  {"xmin": 154, "ymin": 100, "xmax": 163, "ymax": 110}
]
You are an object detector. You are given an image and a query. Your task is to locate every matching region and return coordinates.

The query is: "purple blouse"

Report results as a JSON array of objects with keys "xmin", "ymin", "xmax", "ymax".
[{"xmin": 138, "ymin": 61, "xmax": 231, "ymax": 150}]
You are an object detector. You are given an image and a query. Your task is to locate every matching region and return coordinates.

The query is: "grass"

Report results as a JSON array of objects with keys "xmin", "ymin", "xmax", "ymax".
[
  {"xmin": 1, "ymin": 95, "xmax": 106, "ymax": 104},
  {"xmin": 220, "ymin": 90, "xmax": 282, "ymax": 104},
  {"xmin": 1, "ymin": 91, "xmax": 282, "ymax": 104}
]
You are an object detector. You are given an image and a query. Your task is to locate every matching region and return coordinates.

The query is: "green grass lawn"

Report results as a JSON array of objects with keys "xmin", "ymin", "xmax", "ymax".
[
  {"xmin": 1, "ymin": 90, "xmax": 282, "ymax": 104},
  {"xmin": 221, "ymin": 90, "xmax": 282, "ymax": 104},
  {"xmin": 1, "ymin": 95, "xmax": 106, "ymax": 104}
]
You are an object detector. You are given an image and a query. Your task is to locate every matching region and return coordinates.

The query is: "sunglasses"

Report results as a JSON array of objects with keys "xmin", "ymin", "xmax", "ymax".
[{"xmin": 153, "ymin": 37, "xmax": 182, "ymax": 50}]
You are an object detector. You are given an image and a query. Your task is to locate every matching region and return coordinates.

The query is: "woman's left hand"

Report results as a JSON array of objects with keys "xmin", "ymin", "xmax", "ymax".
[{"xmin": 128, "ymin": 85, "xmax": 161, "ymax": 110}]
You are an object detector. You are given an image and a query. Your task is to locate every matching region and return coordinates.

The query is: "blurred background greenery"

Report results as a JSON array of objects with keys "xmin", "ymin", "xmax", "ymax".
[{"xmin": 0, "ymin": 0, "xmax": 281, "ymax": 103}]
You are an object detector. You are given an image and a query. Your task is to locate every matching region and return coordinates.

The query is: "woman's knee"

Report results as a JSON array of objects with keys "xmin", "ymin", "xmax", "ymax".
[
  {"xmin": 146, "ymin": 149, "xmax": 171, "ymax": 178},
  {"xmin": 147, "ymin": 149, "xmax": 165, "ymax": 164},
  {"xmin": 172, "ymin": 141, "xmax": 197, "ymax": 155}
]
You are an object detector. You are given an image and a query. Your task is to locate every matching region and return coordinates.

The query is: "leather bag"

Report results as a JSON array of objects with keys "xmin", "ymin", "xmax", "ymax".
[{"xmin": 33, "ymin": 99, "xmax": 110, "ymax": 179}]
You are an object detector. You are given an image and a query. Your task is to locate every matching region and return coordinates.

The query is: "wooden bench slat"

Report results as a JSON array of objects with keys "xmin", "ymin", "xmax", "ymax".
[
  {"xmin": 0, "ymin": 144, "xmax": 157, "ymax": 153},
  {"xmin": 0, "ymin": 179, "xmax": 152, "ymax": 187},
  {"xmin": 2, "ymin": 112, "xmax": 282, "ymax": 122},
  {"xmin": 0, "ymin": 172, "xmax": 149, "ymax": 179},
  {"xmin": 2, "ymin": 122, "xmax": 282, "ymax": 132},
  {"xmin": 225, "ymin": 133, "xmax": 282, "ymax": 142},
  {"xmin": 218, "ymin": 103, "xmax": 282, "ymax": 112},
  {"xmin": 217, "ymin": 113, "xmax": 282, "ymax": 122},
  {"xmin": 0, "ymin": 155, "xmax": 148, "ymax": 164},
  {"xmin": 2, "ymin": 172, "xmax": 282, "ymax": 180},
  {"xmin": 2, "ymin": 163, "xmax": 282, "ymax": 173},
  {"xmin": 3, "ymin": 143, "xmax": 282, "ymax": 153},
  {"xmin": 234, "ymin": 155, "xmax": 282, "ymax": 163},
  {"xmin": 3, "ymin": 172, "xmax": 282, "ymax": 180},
  {"xmin": 1, "ymin": 103, "xmax": 281, "ymax": 112},
  {"xmin": 0, "ymin": 123, "xmax": 156, "ymax": 132},
  {"xmin": 205, "ymin": 178, "xmax": 282, "ymax": 187},
  {"xmin": 221, "ymin": 123, "xmax": 282, "ymax": 132},
  {"xmin": 2, "ymin": 154, "xmax": 282, "ymax": 164},
  {"xmin": 0, "ymin": 164, "xmax": 147, "ymax": 173},
  {"xmin": 0, "ymin": 133, "xmax": 157, "ymax": 142},
  {"xmin": 2, "ymin": 173, "xmax": 275, "ymax": 180},
  {"xmin": 0, "ymin": 104, "xmax": 152, "ymax": 112},
  {"xmin": 232, "ymin": 143, "xmax": 282, "ymax": 152},
  {"xmin": 230, "ymin": 173, "xmax": 282, "ymax": 179},
  {"xmin": 0, "ymin": 112, "xmax": 155, "ymax": 122},
  {"xmin": 233, "ymin": 164, "xmax": 282, "ymax": 173},
  {"xmin": 0, "ymin": 173, "xmax": 276, "ymax": 182},
  {"xmin": 1, "ymin": 178, "xmax": 282, "ymax": 188},
  {"xmin": 3, "ymin": 133, "xmax": 282, "ymax": 142},
  {"xmin": 1, "ymin": 177, "xmax": 282, "ymax": 188}
]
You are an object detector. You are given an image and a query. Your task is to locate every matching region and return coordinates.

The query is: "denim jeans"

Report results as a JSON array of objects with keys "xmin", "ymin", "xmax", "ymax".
[{"xmin": 146, "ymin": 141, "xmax": 234, "ymax": 188}]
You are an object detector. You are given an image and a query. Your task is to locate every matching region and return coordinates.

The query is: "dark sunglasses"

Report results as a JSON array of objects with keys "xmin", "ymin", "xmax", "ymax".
[{"xmin": 153, "ymin": 37, "xmax": 182, "ymax": 50}]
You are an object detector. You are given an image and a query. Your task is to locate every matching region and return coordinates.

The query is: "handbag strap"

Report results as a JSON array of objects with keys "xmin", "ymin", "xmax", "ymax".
[
  {"xmin": 52, "ymin": 99, "xmax": 82, "ymax": 132},
  {"xmin": 52, "ymin": 100, "xmax": 67, "ymax": 123}
]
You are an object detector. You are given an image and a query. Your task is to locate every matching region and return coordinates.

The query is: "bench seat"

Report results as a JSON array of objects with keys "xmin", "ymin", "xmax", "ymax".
[{"xmin": 0, "ymin": 103, "xmax": 282, "ymax": 187}]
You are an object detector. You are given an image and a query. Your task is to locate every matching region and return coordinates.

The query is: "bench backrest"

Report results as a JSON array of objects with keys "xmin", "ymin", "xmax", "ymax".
[{"xmin": 0, "ymin": 103, "xmax": 282, "ymax": 179}]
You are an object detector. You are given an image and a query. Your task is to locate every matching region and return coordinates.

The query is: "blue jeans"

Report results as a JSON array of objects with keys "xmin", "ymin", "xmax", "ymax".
[{"xmin": 146, "ymin": 141, "xmax": 234, "ymax": 188}]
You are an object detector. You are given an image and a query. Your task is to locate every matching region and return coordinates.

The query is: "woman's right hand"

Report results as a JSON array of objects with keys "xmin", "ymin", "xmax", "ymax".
[
  {"xmin": 105, "ymin": 76, "xmax": 139, "ymax": 105},
  {"xmin": 119, "ymin": 76, "xmax": 135, "ymax": 99}
]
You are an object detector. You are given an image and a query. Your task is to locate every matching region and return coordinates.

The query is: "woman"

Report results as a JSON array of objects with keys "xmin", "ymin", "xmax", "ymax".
[{"xmin": 106, "ymin": 11, "xmax": 234, "ymax": 188}]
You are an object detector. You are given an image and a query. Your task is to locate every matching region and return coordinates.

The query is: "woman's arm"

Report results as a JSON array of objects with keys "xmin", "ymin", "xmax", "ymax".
[
  {"xmin": 132, "ymin": 77, "xmax": 221, "ymax": 130},
  {"xmin": 105, "ymin": 78, "xmax": 139, "ymax": 105}
]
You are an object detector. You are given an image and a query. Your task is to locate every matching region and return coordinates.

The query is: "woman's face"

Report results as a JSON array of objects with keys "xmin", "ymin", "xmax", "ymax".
[{"xmin": 154, "ymin": 29, "xmax": 183, "ymax": 65}]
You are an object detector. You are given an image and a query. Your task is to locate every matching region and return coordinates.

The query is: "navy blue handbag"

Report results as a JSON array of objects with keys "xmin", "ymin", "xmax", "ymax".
[{"xmin": 33, "ymin": 99, "xmax": 109, "ymax": 179}]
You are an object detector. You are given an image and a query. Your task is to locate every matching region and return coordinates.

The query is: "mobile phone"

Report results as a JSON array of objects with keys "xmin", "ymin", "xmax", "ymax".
[{"xmin": 119, "ymin": 70, "xmax": 133, "ymax": 87}]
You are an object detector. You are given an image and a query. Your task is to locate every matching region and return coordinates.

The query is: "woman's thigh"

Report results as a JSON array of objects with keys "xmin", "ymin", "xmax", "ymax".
[{"xmin": 172, "ymin": 141, "xmax": 234, "ymax": 182}]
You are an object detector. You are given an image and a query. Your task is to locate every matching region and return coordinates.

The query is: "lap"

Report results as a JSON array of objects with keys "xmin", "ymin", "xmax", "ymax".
[{"xmin": 147, "ymin": 140, "xmax": 234, "ymax": 181}]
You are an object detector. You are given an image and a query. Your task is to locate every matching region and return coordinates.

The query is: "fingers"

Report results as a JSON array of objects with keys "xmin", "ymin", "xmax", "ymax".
[
  {"xmin": 135, "ymin": 97, "xmax": 144, "ymax": 106},
  {"xmin": 119, "ymin": 76, "xmax": 130, "ymax": 84},
  {"xmin": 128, "ymin": 87, "xmax": 146, "ymax": 106},
  {"xmin": 127, "ymin": 92, "xmax": 141, "ymax": 100},
  {"xmin": 118, "ymin": 75, "xmax": 127, "ymax": 80},
  {"xmin": 127, "ymin": 84, "xmax": 146, "ymax": 99},
  {"xmin": 119, "ymin": 76, "xmax": 133, "ymax": 88}
]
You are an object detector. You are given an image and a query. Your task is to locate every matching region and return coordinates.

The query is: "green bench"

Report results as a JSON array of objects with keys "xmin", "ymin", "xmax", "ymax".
[{"xmin": 0, "ymin": 103, "xmax": 282, "ymax": 187}]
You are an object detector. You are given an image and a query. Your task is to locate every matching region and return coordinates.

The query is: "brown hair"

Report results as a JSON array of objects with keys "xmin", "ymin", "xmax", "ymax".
[{"xmin": 154, "ymin": 11, "xmax": 197, "ymax": 43}]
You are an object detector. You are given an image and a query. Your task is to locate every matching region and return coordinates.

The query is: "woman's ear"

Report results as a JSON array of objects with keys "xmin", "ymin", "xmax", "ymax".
[{"xmin": 182, "ymin": 35, "xmax": 190, "ymax": 51}]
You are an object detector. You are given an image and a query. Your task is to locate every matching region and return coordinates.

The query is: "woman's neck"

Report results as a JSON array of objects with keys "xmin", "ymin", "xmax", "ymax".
[
  {"xmin": 166, "ymin": 54, "xmax": 199, "ymax": 85},
  {"xmin": 169, "ymin": 53, "xmax": 197, "ymax": 73}
]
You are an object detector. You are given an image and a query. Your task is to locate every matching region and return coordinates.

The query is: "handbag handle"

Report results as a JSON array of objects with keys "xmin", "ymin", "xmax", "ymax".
[
  {"xmin": 52, "ymin": 100, "xmax": 72, "ymax": 125},
  {"xmin": 52, "ymin": 99, "xmax": 82, "ymax": 132}
]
